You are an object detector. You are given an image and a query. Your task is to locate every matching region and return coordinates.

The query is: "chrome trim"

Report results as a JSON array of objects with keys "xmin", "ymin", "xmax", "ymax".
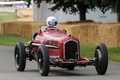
[
  {"xmin": 31, "ymin": 43, "xmax": 59, "ymax": 49},
  {"xmin": 31, "ymin": 43, "xmax": 40, "ymax": 47},
  {"xmin": 46, "ymin": 45, "xmax": 59, "ymax": 49}
]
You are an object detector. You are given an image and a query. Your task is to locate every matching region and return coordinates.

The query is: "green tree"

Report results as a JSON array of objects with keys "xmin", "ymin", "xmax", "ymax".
[
  {"xmin": 101, "ymin": 0, "xmax": 120, "ymax": 22},
  {"xmin": 46, "ymin": 0, "xmax": 99, "ymax": 20},
  {"xmin": 27, "ymin": 0, "xmax": 120, "ymax": 21},
  {"xmin": 31, "ymin": 0, "xmax": 98, "ymax": 20},
  {"xmin": 96, "ymin": 0, "xmax": 120, "ymax": 22}
]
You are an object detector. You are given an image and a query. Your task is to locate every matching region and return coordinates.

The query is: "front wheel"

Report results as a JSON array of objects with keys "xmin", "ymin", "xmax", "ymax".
[
  {"xmin": 94, "ymin": 43, "xmax": 108, "ymax": 75},
  {"xmin": 14, "ymin": 42, "xmax": 26, "ymax": 71},
  {"xmin": 37, "ymin": 45, "xmax": 50, "ymax": 76}
]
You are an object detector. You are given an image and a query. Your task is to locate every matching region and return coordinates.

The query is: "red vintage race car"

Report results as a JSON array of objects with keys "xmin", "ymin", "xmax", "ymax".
[{"xmin": 14, "ymin": 26, "xmax": 108, "ymax": 76}]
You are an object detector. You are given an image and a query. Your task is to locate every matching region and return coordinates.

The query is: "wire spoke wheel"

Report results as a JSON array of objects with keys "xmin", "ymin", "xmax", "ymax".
[{"xmin": 37, "ymin": 45, "xmax": 50, "ymax": 76}]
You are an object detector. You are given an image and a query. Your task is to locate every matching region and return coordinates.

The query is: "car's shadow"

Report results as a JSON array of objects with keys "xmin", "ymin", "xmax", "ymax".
[
  {"xmin": 24, "ymin": 67, "xmax": 101, "ymax": 77},
  {"xmin": 49, "ymin": 68, "xmax": 98, "ymax": 76}
]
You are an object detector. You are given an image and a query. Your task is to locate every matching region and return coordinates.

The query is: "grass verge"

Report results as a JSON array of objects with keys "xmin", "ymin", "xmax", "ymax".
[
  {"xmin": 0, "ymin": 34, "xmax": 31, "ymax": 46},
  {"xmin": 0, "ymin": 34, "xmax": 120, "ymax": 62},
  {"xmin": 80, "ymin": 43, "xmax": 120, "ymax": 62},
  {"xmin": 0, "ymin": 12, "xmax": 19, "ymax": 22}
]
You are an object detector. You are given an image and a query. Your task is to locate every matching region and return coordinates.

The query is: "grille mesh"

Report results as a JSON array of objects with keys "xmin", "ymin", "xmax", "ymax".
[{"xmin": 64, "ymin": 40, "xmax": 78, "ymax": 59}]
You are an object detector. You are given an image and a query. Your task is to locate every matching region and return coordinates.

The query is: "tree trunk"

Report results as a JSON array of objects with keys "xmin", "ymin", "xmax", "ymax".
[
  {"xmin": 77, "ymin": 4, "xmax": 87, "ymax": 21},
  {"xmin": 117, "ymin": 12, "xmax": 120, "ymax": 22}
]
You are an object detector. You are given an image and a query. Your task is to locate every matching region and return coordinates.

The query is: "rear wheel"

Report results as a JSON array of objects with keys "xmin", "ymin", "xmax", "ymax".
[
  {"xmin": 37, "ymin": 45, "xmax": 50, "ymax": 76},
  {"xmin": 14, "ymin": 42, "xmax": 26, "ymax": 71},
  {"xmin": 94, "ymin": 43, "xmax": 108, "ymax": 75}
]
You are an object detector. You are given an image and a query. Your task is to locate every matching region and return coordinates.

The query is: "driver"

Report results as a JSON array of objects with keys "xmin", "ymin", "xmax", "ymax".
[
  {"xmin": 46, "ymin": 16, "xmax": 57, "ymax": 30},
  {"xmin": 32, "ymin": 16, "xmax": 57, "ymax": 40}
]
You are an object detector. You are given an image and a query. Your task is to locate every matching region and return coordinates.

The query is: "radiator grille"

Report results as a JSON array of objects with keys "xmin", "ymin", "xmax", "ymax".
[{"xmin": 64, "ymin": 40, "xmax": 78, "ymax": 60}]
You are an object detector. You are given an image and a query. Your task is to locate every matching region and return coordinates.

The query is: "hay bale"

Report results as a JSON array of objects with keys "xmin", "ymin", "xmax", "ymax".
[
  {"xmin": 58, "ymin": 23, "xmax": 99, "ymax": 44},
  {"xmin": 0, "ymin": 23, "xmax": 4, "ymax": 34},
  {"xmin": 16, "ymin": 8, "xmax": 33, "ymax": 18},
  {"xmin": 70, "ymin": 26, "xmax": 79, "ymax": 39},
  {"xmin": 58, "ymin": 24, "xmax": 76, "ymax": 35},
  {"xmin": 0, "ymin": 21, "xmax": 46, "ymax": 38},
  {"xmin": 1, "ymin": 21, "xmax": 120, "ymax": 47},
  {"xmin": 117, "ymin": 24, "xmax": 120, "ymax": 47},
  {"xmin": 78, "ymin": 24, "xmax": 89, "ymax": 43},
  {"xmin": 77, "ymin": 23, "xmax": 99, "ymax": 44},
  {"xmin": 21, "ymin": 23, "xmax": 32, "ymax": 38},
  {"xmin": 1, "ymin": 21, "xmax": 21, "ymax": 35},
  {"xmin": 97, "ymin": 24, "xmax": 120, "ymax": 47},
  {"xmin": 88, "ymin": 23, "xmax": 99, "ymax": 44}
]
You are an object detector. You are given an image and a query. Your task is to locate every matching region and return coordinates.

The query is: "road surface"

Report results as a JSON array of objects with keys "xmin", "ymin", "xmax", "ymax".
[{"xmin": 0, "ymin": 45, "xmax": 120, "ymax": 80}]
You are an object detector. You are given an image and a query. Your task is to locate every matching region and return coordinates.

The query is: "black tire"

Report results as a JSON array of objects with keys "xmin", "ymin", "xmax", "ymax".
[
  {"xmin": 37, "ymin": 45, "xmax": 50, "ymax": 76},
  {"xmin": 94, "ymin": 43, "xmax": 108, "ymax": 75},
  {"xmin": 14, "ymin": 42, "xmax": 26, "ymax": 71}
]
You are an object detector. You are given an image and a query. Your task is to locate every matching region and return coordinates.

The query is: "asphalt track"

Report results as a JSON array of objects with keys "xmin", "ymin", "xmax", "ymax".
[{"xmin": 0, "ymin": 45, "xmax": 120, "ymax": 80}]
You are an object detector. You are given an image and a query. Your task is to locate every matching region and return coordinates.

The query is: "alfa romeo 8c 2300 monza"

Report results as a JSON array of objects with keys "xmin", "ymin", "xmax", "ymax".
[{"xmin": 14, "ymin": 27, "xmax": 108, "ymax": 76}]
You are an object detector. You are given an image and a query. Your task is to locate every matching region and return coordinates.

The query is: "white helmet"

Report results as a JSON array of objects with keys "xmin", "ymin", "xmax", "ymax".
[{"xmin": 46, "ymin": 16, "xmax": 57, "ymax": 30}]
